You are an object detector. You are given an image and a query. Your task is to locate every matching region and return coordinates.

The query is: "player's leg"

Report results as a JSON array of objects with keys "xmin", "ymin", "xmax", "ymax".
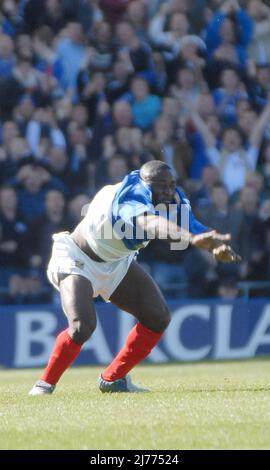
[
  {"xmin": 29, "ymin": 274, "xmax": 96, "ymax": 395},
  {"xmin": 110, "ymin": 260, "xmax": 170, "ymax": 332},
  {"xmin": 98, "ymin": 261, "xmax": 170, "ymax": 391}
]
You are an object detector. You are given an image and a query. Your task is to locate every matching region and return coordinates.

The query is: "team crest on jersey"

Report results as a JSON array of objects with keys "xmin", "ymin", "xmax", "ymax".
[{"xmin": 72, "ymin": 260, "xmax": 85, "ymax": 269}]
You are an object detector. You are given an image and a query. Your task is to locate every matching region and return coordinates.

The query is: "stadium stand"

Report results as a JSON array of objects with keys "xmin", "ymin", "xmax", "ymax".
[{"xmin": 1, "ymin": 0, "xmax": 270, "ymax": 304}]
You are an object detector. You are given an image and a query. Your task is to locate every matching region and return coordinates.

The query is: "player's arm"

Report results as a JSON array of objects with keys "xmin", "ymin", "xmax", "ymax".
[
  {"xmin": 136, "ymin": 213, "xmax": 191, "ymax": 244},
  {"xmin": 179, "ymin": 190, "xmax": 241, "ymax": 262},
  {"xmin": 136, "ymin": 214, "xmax": 241, "ymax": 262},
  {"xmin": 192, "ymin": 231, "xmax": 241, "ymax": 262}
]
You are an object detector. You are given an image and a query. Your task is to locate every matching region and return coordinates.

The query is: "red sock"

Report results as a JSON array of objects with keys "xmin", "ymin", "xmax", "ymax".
[
  {"xmin": 102, "ymin": 323, "xmax": 162, "ymax": 381},
  {"xmin": 41, "ymin": 329, "xmax": 81, "ymax": 385}
]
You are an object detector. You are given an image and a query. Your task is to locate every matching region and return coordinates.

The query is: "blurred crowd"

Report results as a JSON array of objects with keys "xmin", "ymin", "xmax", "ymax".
[{"xmin": 1, "ymin": 0, "xmax": 270, "ymax": 304}]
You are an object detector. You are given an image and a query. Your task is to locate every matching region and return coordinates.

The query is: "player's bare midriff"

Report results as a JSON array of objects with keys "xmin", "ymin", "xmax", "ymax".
[{"xmin": 71, "ymin": 221, "xmax": 105, "ymax": 263}]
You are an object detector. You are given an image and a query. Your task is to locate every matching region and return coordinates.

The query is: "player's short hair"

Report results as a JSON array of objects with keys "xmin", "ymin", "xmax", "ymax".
[{"xmin": 140, "ymin": 160, "xmax": 171, "ymax": 181}]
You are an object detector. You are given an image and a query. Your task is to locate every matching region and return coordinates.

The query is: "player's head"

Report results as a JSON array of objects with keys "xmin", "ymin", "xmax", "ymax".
[{"xmin": 140, "ymin": 160, "xmax": 176, "ymax": 206}]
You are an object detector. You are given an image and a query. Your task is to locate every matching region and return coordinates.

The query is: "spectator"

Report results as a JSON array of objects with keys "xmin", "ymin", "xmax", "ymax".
[
  {"xmin": 26, "ymin": 106, "xmax": 66, "ymax": 158},
  {"xmin": 14, "ymin": 94, "xmax": 36, "ymax": 136},
  {"xmin": 78, "ymin": 70, "xmax": 107, "ymax": 127},
  {"xmin": 176, "ymin": 39, "xmax": 206, "ymax": 81},
  {"xmin": 0, "ymin": 137, "xmax": 32, "ymax": 182},
  {"xmin": 124, "ymin": 76, "xmax": 161, "ymax": 130},
  {"xmin": 199, "ymin": 183, "xmax": 243, "ymax": 251},
  {"xmin": 104, "ymin": 154, "xmax": 129, "ymax": 186},
  {"xmin": 249, "ymin": 63, "xmax": 270, "ymax": 110},
  {"xmin": 204, "ymin": 0, "xmax": 253, "ymax": 65},
  {"xmin": 44, "ymin": 146, "xmax": 73, "ymax": 192},
  {"xmin": 188, "ymin": 165, "xmax": 220, "ymax": 210},
  {"xmin": 99, "ymin": 0, "xmax": 131, "ymax": 25},
  {"xmin": 67, "ymin": 123, "xmax": 92, "ymax": 193},
  {"xmin": 126, "ymin": 0, "xmax": 149, "ymax": 41},
  {"xmin": 247, "ymin": 0, "xmax": 270, "ymax": 64},
  {"xmin": 170, "ymin": 66, "xmax": 206, "ymax": 119},
  {"xmin": 40, "ymin": 0, "xmax": 66, "ymax": 34},
  {"xmin": 22, "ymin": 0, "xmax": 47, "ymax": 33},
  {"xmin": 144, "ymin": 116, "xmax": 191, "ymax": 184},
  {"xmin": 238, "ymin": 105, "xmax": 258, "ymax": 144},
  {"xmin": 67, "ymin": 193, "xmax": 90, "ymax": 228},
  {"xmin": 0, "ymin": 34, "xmax": 15, "ymax": 78},
  {"xmin": 63, "ymin": 0, "xmax": 103, "ymax": 35},
  {"xmin": 116, "ymin": 21, "xmax": 155, "ymax": 83},
  {"xmin": 149, "ymin": 10, "xmax": 204, "ymax": 63},
  {"xmin": 236, "ymin": 185, "xmax": 268, "ymax": 281},
  {"xmin": 13, "ymin": 163, "xmax": 66, "ymax": 222},
  {"xmin": 0, "ymin": 0, "xmax": 17, "ymax": 37},
  {"xmin": 85, "ymin": 21, "xmax": 114, "ymax": 71},
  {"xmin": 160, "ymin": 96, "xmax": 180, "ymax": 124},
  {"xmin": 106, "ymin": 59, "xmax": 131, "ymax": 104},
  {"xmin": 111, "ymin": 99, "xmax": 133, "ymax": 129},
  {"xmin": 89, "ymin": 100, "xmax": 133, "ymax": 157},
  {"xmin": 29, "ymin": 189, "xmax": 67, "ymax": 268},
  {"xmin": 12, "ymin": 52, "xmax": 44, "ymax": 96},
  {"xmin": 32, "ymin": 26, "xmax": 59, "ymax": 79},
  {"xmin": 0, "ymin": 120, "xmax": 20, "ymax": 154},
  {"xmin": 212, "ymin": 67, "xmax": 248, "ymax": 125},
  {"xmin": 56, "ymin": 22, "xmax": 87, "ymax": 91},
  {"xmin": 0, "ymin": 185, "xmax": 29, "ymax": 287},
  {"xmin": 190, "ymin": 101, "xmax": 270, "ymax": 194},
  {"xmin": 199, "ymin": 183, "xmax": 243, "ymax": 280}
]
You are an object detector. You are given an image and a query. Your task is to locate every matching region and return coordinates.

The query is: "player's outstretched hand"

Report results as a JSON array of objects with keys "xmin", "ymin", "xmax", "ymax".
[
  {"xmin": 191, "ymin": 230, "xmax": 231, "ymax": 251},
  {"xmin": 212, "ymin": 244, "xmax": 242, "ymax": 263}
]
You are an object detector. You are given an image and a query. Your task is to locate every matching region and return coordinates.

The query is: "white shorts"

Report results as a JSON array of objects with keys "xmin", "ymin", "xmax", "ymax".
[{"xmin": 47, "ymin": 232, "xmax": 135, "ymax": 302}]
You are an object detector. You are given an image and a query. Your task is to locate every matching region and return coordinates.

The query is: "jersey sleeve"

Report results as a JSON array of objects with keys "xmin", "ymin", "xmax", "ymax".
[
  {"xmin": 111, "ymin": 175, "xmax": 156, "ymax": 249},
  {"xmin": 116, "ymin": 189, "xmax": 155, "ymax": 224},
  {"xmin": 176, "ymin": 188, "xmax": 209, "ymax": 235}
]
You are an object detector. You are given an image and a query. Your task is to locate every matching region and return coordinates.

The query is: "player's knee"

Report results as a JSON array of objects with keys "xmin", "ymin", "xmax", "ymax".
[
  {"xmin": 157, "ymin": 305, "xmax": 171, "ymax": 331},
  {"xmin": 69, "ymin": 318, "xmax": 96, "ymax": 344},
  {"xmin": 150, "ymin": 305, "xmax": 171, "ymax": 333}
]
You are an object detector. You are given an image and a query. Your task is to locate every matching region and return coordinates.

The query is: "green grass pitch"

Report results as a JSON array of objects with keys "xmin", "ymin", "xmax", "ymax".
[{"xmin": 0, "ymin": 360, "xmax": 270, "ymax": 450}]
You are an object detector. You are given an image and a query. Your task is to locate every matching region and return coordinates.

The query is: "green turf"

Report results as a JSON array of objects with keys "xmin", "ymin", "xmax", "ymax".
[{"xmin": 0, "ymin": 360, "xmax": 270, "ymax": 450}]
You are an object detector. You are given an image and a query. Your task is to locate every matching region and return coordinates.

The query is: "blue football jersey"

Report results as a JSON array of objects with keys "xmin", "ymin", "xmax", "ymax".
[{"xmin": 111, "ymin": 170, "xmax": 208, "ymax": 250}]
